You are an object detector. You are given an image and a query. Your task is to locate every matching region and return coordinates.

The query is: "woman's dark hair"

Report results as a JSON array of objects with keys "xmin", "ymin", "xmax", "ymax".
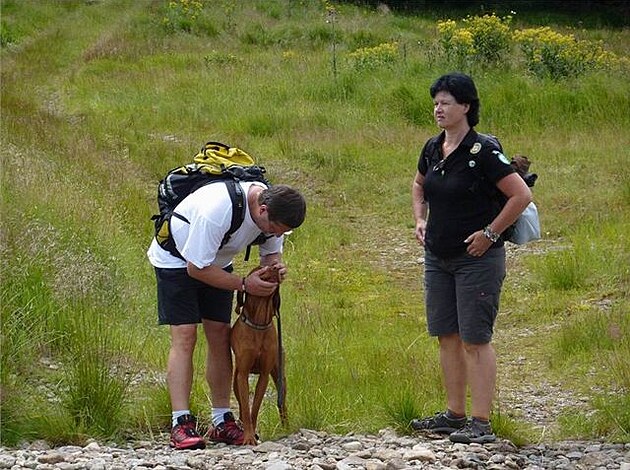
[
  {"xmin": 259, "ymin": 185, "xmax": 307, "ymax": 229},
  {"xmin": 429, "ymin": 72, "xmax": 480, "ymax": 127}
]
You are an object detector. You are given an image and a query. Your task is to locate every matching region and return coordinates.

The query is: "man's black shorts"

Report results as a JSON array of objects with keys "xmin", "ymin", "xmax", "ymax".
[{"xmin": 155, "ymin": 266, "xmax": 234, "ymax": 325}]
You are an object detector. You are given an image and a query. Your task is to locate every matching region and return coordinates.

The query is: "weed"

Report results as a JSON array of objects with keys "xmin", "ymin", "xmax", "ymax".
[
  {"xmin": 204, "ymin": 50, "xmax": 241, "ymax": 67},
  {"xmin": 348, "ymin": 42, "xmax": 399, "ymax": 71},
  {"xmin": 437, "ymin": 13, "xmax": 512, "ymax": 69},
  {"xmin": 162, "ymin": 0, "xmax": 204, "ymax": 34},
  {"xmin": 514, "ymin": 26, "xmax": 629, "ymax": 79}
]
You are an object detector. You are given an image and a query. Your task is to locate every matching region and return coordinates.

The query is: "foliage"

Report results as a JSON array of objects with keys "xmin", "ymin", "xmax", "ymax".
[
  {"xmin": 513, "ymin": 26, "xmax": 630, "ymax": 79},
  {"xmin": 437, "ymin": 13, "xmax": 512, "ymax": 67},
  {"xmin": 437, "ymin": 19, "xmax": 475, "ymax": 69},
  {"xmin": 435, "ymin": 13, "xmax": 628, "ymax": 79},
  {"xmin": 462, "ymin": 13, "xmax": 512, "ymax": 63},
  {"xmin": 162, "ymin": 0, "xmax": 204, "ymax": 33},
  {"xmin": 204, "ymin": 50, "xmax": 241, "ymax": 67},
  {"xmin": 1, "ymin": 20, "xmax": 16, "ymax": 47},
  {"xmin": 348, "ymin": 41, "xmax": 399, "ymax": 70}
]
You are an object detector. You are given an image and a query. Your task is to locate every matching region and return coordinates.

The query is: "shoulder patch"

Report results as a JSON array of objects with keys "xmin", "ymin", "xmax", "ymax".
[{"xmin": 493, "ymin": 150, "xmax": 511, "ymax": 165}]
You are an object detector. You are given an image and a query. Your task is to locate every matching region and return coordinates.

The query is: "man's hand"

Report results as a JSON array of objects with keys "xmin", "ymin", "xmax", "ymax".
[
  {"xmin": 245, "ymin": 266, "xmax": 279, "ymax": 296},
  {"xmin": 271, "ymin": 262, "xmax": 287, "ymax": 282}
]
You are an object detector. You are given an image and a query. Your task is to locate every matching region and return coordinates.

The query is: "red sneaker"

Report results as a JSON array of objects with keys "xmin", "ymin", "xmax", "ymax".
[
  {"xmin": 207, "ymin": 411, "xmax": 244, "ymax": 445},
  {"xmin": 170, "ymin": 414, "xmax": 206, "ymax": 450}
]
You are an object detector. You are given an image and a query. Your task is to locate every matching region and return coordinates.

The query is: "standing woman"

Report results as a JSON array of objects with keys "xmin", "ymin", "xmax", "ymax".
[{"xmin": 410, "ymin": 72, "xmax": 531, "ymax": 444}]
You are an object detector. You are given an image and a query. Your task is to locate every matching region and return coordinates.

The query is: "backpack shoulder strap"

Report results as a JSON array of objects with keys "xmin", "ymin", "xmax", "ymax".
[
  {"xmin": 476, "ymin": 132, "xmax": 504, "ymax": 153},
  {"xmin": 220, "ymin": 179, "xmax": 246, "ymax": 249},
  {"xmin": 468, "ymin": 132, "xmax": 504, "ymax": 180},
  {"xmin": 466, "ymin": 132, "xmax": 505, "ymax": 203}
]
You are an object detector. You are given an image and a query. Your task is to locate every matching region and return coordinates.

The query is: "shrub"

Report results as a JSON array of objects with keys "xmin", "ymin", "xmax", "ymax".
[
  {"xmin": 513, "ymin": 27, "xmax": 628, "ymax": 80},
  {"xmin": 162, "ymin": 0, "xmax": 204, "ymax": 34},
  {"xmin": 436, "ymin": 14, "xmax": 512, "ymax": 67},
  {"xmin": 348, "ymin": 41, "xmax": 399, "ymax": 71},
  {"xmin": 462, "ymin": 13, "xmax": 512, "ymax": 63},
  {"xmin": 437, "ymin": 19, "xmax": 475, "ymax": 69}
]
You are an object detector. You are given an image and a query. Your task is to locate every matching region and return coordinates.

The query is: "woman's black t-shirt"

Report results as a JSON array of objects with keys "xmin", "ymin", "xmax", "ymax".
[{"xmin": 417, "ymin": 129, "xmax": 514, "ymax": 259}]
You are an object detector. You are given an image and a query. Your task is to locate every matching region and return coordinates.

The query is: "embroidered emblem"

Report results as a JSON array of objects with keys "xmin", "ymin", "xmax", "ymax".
[
  {"xmin": 470, "ymin": 142, "xmax": 482, "ymax": 154},
  {"xmin": 469, "ymin": 160, "xmax": 476, "ymax": 168},
  {"xmin": 493, "ymin": 150, "xmax": 511, "ymax": 165}
]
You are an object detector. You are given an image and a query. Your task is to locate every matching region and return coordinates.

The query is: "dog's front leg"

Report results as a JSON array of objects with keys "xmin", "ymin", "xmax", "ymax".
[
  {"xmin": 233, "ymin": 365, "xmax": 254, "ymax": 445},
  {"xmin": 249, "ymin": 372, "xmax": 270, "ymax": 443}
]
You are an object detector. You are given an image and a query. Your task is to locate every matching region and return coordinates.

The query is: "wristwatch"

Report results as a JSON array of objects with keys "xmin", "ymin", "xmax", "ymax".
[{"xmin": 483, "ymin": 225, "xmax": 500, "ymax": 243}]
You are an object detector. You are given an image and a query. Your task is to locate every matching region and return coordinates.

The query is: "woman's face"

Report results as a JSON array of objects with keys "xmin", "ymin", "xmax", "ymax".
[{"xmin": 433, "ymin": 91, "xmax": 470, "ymax": 130}]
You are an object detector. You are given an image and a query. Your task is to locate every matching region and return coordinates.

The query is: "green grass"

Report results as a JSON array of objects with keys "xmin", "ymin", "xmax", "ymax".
[{"xmin": 1, "ymin": 0, "xmax": 629, "ymax": 446}]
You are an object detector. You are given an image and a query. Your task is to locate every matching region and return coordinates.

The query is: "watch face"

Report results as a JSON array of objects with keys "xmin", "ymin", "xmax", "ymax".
[{"xmin": 484, "ymin": 226, "xmax": 499, "ymax": 242}]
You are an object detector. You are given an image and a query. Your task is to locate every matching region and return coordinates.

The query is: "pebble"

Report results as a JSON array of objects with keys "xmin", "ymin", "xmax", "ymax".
[{"xmin": 1, "ymin": 428, "xmax": 629, "ymax": 470}]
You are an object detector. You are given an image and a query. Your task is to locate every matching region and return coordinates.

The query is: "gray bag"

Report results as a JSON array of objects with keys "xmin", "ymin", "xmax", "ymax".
[{"xmin": 508, "ymin": 201, "xmax": 541, "ymax": 244}]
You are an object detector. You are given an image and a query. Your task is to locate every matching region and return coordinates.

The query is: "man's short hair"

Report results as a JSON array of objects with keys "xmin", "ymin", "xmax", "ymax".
[{"xmin": 259, "ymin": 185, "xmax": 306, "ymax": 229}]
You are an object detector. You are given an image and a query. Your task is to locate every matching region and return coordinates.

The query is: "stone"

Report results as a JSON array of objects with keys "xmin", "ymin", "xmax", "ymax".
[{"xmin": 0, "ymin": 429, "xmax": 628, "ymax": 470}]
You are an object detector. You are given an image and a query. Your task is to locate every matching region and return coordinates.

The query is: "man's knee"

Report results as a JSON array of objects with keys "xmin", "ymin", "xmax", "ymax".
[
  {"xmin": 438, "ymin": 333, "xmax": 462, "ymax": 349},
  {"xmin": 461, "ymin": 341, "xmax": 491, "ymax": 355},
  {"xmin": 171, "ymin": 325, "xmax": 198, "ymax": 352},
  {"xmin": 203, "ymin": 320, "xmax": 231, "ymax": 345}
]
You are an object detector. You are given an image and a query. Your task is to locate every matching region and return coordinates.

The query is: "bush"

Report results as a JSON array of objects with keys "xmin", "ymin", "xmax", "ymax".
[
  {"xmin": 162, "ymin": 0, "xmax": 207, "ymax": 34},
  {"xmin": 513, "ymin": 27, "xmax": 628, "ymax": 79},
  {"xmin": 348, "ymin": 42, "xmax": 399, "ymax": 70},
  {"xmin": 436, "ymin": 14, "xmax": 512, "ymax": 68},
  {"xmin": 462, "ymin": 13, "xmax": 512, "ymax": 63}
]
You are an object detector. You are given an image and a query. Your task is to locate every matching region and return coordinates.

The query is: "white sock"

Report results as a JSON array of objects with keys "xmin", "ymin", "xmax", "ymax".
[
  {"xmin": 212, "ymin": 407, "xmax": 231, "ymax": 426},
  {"xmin": 172, "ymin": 410, "xmax": 191, "ymax": 428}
]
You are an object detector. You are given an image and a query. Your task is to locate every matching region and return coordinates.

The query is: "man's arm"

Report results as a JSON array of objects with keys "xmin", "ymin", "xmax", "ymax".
[{"xmin": 187, "ymin": 262, "xmax": 278, "ymax": 296}]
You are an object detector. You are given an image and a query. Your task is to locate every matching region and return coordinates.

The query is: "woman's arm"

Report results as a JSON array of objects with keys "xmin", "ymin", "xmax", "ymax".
[
  {"xmin": 464, "ymin": 173, "xmax": 532, "ymax": 256},
  {"xmin": 411, "ymin": 170, "xmax": 428, "ymax": 245},
  {"xmin": 488, "ymin": 173, "xmax": 533, "ymax": 235}
]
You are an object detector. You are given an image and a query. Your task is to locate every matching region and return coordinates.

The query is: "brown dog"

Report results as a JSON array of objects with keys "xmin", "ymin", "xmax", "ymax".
[{"xmin": 230, "ymin": 265, "xmax": 287, "ymax": 445}]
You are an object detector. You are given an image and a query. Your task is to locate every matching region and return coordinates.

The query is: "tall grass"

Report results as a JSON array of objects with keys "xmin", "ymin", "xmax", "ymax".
[
  {"xmin": 552, "ymin": 305, "xmax": 630, "ymax": 441},
  {"xmin": 2, "ymin": 0, "xmax": 629, "ymax": 446}
]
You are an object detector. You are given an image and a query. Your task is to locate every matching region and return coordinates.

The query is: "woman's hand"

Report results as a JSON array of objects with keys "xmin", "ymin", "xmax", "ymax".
[
  {"xmin": 464, "ymin": 230, "xmax": 493, "ymax": 257},
  {"xmin": 415, "ymin": 219, "xmax": 427, "ymax": 246}
]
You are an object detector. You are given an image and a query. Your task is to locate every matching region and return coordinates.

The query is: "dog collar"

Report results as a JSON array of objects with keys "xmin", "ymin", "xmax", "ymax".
[{"xmin": 239, "ymin": 313, "xmax": 274, "ymax": 330}]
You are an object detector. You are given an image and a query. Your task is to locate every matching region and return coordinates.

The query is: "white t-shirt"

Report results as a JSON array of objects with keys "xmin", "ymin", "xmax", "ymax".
[{"xmin": 147, "ymin": 181, "xmax": 283, "ymax": 269}]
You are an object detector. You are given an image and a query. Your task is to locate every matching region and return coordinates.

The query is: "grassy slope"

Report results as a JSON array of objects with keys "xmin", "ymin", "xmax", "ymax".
[{"xmin": 1, "ymin": 0, "xmax": 628, "ymax": 445}]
